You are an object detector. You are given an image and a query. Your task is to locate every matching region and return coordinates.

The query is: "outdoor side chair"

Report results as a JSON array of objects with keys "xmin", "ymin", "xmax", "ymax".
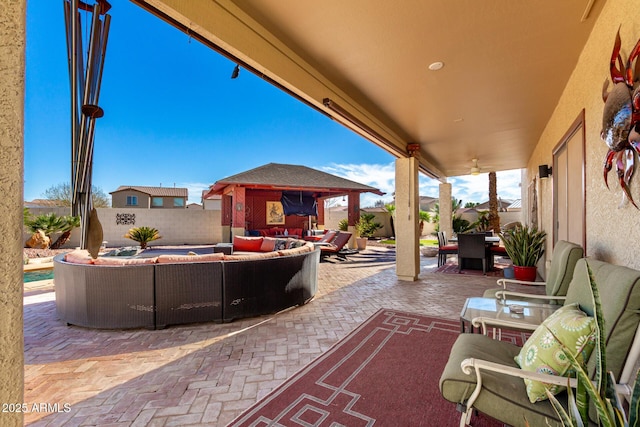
[
  {"xmin": 483, "ymin": 240, "xmax": 584, "ymax": 304},
  {"xmin": 440, "ymin": 258, "xmax": 640, "ymax": 427}
]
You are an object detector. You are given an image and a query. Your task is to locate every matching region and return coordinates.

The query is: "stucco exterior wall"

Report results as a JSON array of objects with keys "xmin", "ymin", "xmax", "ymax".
[
  {"xmin": 529, "ymin": 0, "xmax": 640, "ymax": 269},
  {"xmin": 0, "ymin": 1, "xmax": 25, "ymax": 424}
]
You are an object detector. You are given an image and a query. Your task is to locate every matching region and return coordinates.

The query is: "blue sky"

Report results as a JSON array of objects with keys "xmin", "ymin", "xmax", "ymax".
[{"xmin": 25, "ymin": 1, "xmax": 521, "ymax": 207}]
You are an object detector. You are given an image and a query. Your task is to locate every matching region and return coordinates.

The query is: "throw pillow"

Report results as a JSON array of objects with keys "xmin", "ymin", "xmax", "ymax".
[
  {"xmin": 514, "ymin": 303, "xmax": 596, "ymax": 403},
  {"xmin": 233, "ymin": 236, "xmax": 264, "ymax": 252},
  {"xmin": 260, "ymin": 237, "xmax": 277, "ymax": 252},
  {"xmin": 273, "ymin": 238, "xmax": 288, "ymax": 251}
]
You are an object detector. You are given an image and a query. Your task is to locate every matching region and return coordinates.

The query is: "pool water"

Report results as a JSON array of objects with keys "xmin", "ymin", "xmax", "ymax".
[{"xmin": 24, "ymin": 269, "xmax": 54, "ymax": 283}]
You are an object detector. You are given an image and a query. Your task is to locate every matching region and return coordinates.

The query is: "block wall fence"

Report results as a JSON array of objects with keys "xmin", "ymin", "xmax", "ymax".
[
  {"xmin": 24, "ymin": 207, "xmax": 522, "ymax": 248},
  {"xmin": 25, "ymin": 207, "xmax": 222, "ymax": 248}
]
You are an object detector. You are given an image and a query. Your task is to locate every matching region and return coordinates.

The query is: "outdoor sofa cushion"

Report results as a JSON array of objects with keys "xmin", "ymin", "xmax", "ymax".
[
  {"xmin": 64, "ymin": 249, "xmax": 94, "ymax": 264},
  {"xmin": 156, "ymin": 253, "xmax": 225, "ymax": 263},
  {"xmin": 93, "ymin": 256, "xmax": 158, "ymax": 265}
]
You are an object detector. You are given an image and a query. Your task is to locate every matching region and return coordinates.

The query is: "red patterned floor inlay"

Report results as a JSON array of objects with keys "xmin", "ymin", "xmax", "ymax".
[{"xmin": 229, "ymin": 309, "xmax": 525, "ymax": 426}]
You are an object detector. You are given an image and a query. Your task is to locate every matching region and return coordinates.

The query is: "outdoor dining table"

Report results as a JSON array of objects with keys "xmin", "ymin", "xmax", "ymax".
[
  {"xmin": 449, "ymin": 235, "xmax": 502, "ymax": 271},
  {"xmin": 448, "ymin": 235, "xmax": 500, "ymax": 244}
]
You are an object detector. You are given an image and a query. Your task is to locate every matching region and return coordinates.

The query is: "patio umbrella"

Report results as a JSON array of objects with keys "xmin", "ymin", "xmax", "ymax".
[{"xmin": 64, "ymin": 0, "xmax": 111, "ymax": 254}]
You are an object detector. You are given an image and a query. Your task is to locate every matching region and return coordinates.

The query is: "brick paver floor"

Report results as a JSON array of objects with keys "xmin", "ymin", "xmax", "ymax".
[{"xmin": 23, "ymin": 246, "xmax": 508, "ymax": 426}]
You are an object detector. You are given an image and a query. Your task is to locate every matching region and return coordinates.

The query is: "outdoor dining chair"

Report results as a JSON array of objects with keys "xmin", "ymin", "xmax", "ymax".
[
  {"xmin": 437, "ymin": 231, "xmax": 458, "ymax": 267},
  {"xmin": 457, "ymin": 233, "xmax": 488, "ymax": 275}
]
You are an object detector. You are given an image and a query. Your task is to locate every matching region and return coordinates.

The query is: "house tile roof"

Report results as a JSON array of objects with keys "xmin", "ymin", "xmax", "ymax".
[
  {"xmin": 206, "ymin": 163, "xmax": 384, "ymax": 196},
  {"xmin": 110, "ymin": 186, "xmax": 188, "ymax": 198}
]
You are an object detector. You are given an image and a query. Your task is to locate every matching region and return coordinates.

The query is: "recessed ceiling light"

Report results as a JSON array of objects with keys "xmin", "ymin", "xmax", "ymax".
[{"xmin": 428, "ymin": 61, "xmax": 444, "ymax": 71}]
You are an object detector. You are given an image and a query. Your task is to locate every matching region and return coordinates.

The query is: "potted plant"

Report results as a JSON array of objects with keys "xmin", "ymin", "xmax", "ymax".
[
  {"xmin": 355, "ymin": 213, "xmax": 382, "ymax": 250},
  {"xmin": 499, "ymin": 225, "xmax": 546, "ymax": 281}
]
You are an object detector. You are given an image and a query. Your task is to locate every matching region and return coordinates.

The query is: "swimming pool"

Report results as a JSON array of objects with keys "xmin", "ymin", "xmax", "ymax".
[{"xmin": 24, "ymin": 269, "xmax": 54, "ymax": 283}]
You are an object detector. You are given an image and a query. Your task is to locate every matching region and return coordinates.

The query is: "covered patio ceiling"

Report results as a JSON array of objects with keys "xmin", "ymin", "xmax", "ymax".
[{"xmin": 131, "ymin": 0, "xmax": 604, "ymax": 180}]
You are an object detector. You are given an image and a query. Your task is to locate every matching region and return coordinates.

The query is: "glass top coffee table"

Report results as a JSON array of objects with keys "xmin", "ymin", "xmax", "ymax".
[{"xmin": 460, "ymin": 297, "xmax": 561, "ymax": 333}]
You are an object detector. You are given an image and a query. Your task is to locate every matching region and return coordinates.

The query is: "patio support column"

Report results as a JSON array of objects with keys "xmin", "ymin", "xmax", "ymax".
[
  {"xmin": 395, "ymin": 157, "xmax": 419, "ymax": 281},
  {"xmin": 346, "ymin": 191, "xmax": 359, "ymax": 249},
  {"xmin": 439, "ymin": 183, "xmax": 453, "ymax": 241},
  {"xmin": 316, "ymin": 198, "xmax": 325, "ymax": 230},
  {"xmin": 231, "ymin": 186, "xmax": 246, "ymax": 238},
  {"xmin": 0, "ymin": 1, "xmax": 25, "ymax": 425},
  {"xmin": 221, "ymin": 194, "xmax": 232, "ymax": 242}
]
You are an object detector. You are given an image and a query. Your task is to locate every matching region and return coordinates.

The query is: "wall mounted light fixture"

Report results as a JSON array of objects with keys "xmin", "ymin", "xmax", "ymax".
[{"xmin": 539, "ymin": 164, "xmax": 552, "ymax": 179}]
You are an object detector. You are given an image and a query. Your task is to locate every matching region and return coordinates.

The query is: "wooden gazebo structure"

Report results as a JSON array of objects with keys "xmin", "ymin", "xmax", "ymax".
[{"xmin": 203, "ymin": 163, "xmax": 384, "ymax": 241}]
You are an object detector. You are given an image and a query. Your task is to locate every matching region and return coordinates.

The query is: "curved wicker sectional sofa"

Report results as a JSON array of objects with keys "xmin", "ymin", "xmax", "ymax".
[{"xmin": 53, "ymin": 237, "xmax": 320, "ymax": 330}]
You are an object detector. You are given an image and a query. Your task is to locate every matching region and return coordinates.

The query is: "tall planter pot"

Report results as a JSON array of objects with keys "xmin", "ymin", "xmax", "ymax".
[
  {"xmin": 356, "ymin": 237, "xmax": 367, "ymax": 251},
  {"xmin": 513, "ymin": 265, "xmax": 537, "ymax": 282}
]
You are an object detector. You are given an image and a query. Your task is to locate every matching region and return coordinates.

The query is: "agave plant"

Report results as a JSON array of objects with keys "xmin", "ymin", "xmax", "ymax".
[
  {"xmin": 499, "ymin": 225, "xmax": 546, "ymax": 267},
  {"xmin": 124, "ymin": 226, "xmax": 161, "ymax": 249}
]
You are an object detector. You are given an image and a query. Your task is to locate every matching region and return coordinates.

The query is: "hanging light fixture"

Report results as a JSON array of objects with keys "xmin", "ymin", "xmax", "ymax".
[
  {"xmin": 470, "ymin": 158, "xmax": 481, "ymax": 175},
  {"xmin": 231, "ymin": 64, "xmax": 240, "ymax": 79}
]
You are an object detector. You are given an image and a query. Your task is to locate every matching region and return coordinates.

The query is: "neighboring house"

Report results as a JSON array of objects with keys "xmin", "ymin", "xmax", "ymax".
[
  {"xmin": 201, "ymin": 191, "xmax": 222, "ymax": 210},
  {"xmin": 419, "ymin": 196, "xmax": 438, "ymax": 212},
  {"xmin": 506, "ymin": 199, "xmax": 522, "ymax": 212},
  {"xmin": 475, "ymin": 199, "xmax": 513, "ymax": 212},
  {"xmin": 110, "ymin": 186, "xmax": 188, "ymax": 209},
  {"xmin": 24, "ymin": 199, "xmax": 65, "ymax": 208}
]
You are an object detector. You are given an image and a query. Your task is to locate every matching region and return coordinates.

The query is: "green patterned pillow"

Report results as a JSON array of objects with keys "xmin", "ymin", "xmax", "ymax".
[{"xmin": 514, "ymin": 303, "xmax": 596, "ymax": 403}]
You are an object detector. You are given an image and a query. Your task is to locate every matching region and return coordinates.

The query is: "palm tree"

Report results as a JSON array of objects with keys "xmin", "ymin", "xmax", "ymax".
[
  {"xmin": 124, "ymin": 226, "xmax": 162, "ymax": 249},
  {"xmin": 384, "ymin": 203, "xmax": 396, "ymax": 237},
  {"xmin": 419, "ymin": 210, "xmax": 431, "ymax": 236},
  {"xmin": 488, "ymin": 171, "xmax": 500, "ymax": 233},
  {"xmin": 431, "ymin": 197, "xmax": 463, "ymax": 232},
  {"xmin": 50, "ymin": 215, "xmax": 81, "ymax": 249},
  {"xmin": 25, "ymin": 213, "xmax": 80, "ymax": 249}
]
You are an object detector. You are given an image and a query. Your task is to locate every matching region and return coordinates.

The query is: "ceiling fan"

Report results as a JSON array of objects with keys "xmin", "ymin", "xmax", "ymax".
[
  {"xmin": 469, "ymin": 158, "xmax": 496, "ymax": 175},
  {"xmin": 470, "ymin": 158, "xmax": 481, "ymax": 175}
]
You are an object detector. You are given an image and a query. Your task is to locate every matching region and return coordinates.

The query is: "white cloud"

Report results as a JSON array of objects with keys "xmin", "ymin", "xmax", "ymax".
[
  {"xmin": 318, "ymin": 163, "xmax": 522, "ymax": 207},
  {"xmin": 319, "ymin": 163, "xmax": 396, "ymax": 207},
  {"xmin": 177, "ymin": 182, "xmax": 213, "ymax": 204}
]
